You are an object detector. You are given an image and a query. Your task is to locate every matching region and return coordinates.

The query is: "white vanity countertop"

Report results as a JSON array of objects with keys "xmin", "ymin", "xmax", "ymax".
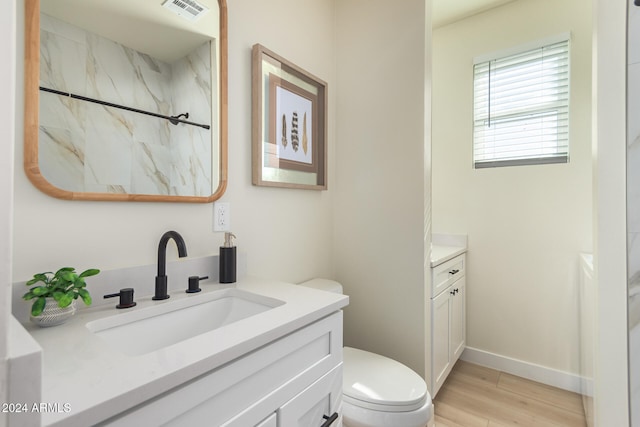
[
  {"xmin": 431, "ymin": 245, "xmax": 467, "ymax": 267},
  {"xmin": 431, "ymin": 233, "xmax": 467, "ymax": 267},
  {"xmin": 21, "ymin": 276, "xmax": 349, "ymax": 427}
]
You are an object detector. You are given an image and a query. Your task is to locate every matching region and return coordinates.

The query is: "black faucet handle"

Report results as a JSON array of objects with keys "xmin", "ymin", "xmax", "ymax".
[
  {"xmin": 104, "ymin": 288, "xmax": 137, "ymax": 309},
  {"xmin": 187, "ymin": 276, "xmax": 209, "ymax": 293}
]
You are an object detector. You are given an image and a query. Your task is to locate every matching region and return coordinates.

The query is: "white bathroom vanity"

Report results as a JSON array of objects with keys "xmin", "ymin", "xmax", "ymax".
[
  {"xmin": 430, "ymin": 234, "xmax": 467, "ymax": 396},
  {"xmin": 13, "ymin": 277, "xmax": 348, "ymax": 427}
]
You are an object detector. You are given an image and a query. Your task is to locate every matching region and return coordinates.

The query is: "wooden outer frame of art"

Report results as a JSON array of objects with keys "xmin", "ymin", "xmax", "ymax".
[{"xmin": 251, "ymin": 44, "xmax": 327, "ymax": 190}]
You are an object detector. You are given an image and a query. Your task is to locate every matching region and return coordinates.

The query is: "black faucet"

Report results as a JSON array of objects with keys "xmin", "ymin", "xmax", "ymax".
[{"xmin": 153, "ymin": 231, "xmax": 188, "ymax": 300}]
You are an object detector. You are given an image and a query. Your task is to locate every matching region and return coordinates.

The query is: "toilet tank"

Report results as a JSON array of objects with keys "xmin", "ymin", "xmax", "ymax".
[{"xmin": 299, "ymin": 278, "xmax": 343, "ymax": 294}]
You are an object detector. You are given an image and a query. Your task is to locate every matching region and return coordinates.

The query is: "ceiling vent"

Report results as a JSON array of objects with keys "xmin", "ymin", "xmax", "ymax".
[{"xmin": 162, "ymin": 0, "xmax": 209, "ymax": 21}]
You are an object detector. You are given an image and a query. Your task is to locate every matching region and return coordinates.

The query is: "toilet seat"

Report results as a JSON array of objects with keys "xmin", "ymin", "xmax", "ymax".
[{"xmin": 343, "ymin": 347, "xmax": 428, "ymax": 412}]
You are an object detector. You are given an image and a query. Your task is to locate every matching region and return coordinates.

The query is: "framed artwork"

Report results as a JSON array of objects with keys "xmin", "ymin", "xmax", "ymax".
[{"xmin": 252, "ymin": 44, "xmax": 327, "ymax": 190}]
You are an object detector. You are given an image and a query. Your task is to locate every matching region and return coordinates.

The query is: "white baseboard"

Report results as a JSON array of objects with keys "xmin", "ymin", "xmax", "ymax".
[{"xmin": 460, "ymin": 346, "xmax": 584, "ymax": 394}]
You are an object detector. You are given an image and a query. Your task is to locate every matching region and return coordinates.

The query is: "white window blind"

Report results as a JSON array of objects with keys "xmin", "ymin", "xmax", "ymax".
[{"xmin": 473, "ymin": 38, "xmax": 570, "ymax": 168}]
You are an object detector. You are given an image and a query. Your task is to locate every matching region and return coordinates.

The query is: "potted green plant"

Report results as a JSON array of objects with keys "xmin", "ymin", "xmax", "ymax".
[{"xmin": 23, "ymin": 267, "xmax": 99, "ymax": 326}]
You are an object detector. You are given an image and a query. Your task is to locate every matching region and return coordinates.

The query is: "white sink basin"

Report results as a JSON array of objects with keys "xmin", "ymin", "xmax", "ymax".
[{"xmin": 86, "ymin": 289, "xmax": 284, "ymax": 356}]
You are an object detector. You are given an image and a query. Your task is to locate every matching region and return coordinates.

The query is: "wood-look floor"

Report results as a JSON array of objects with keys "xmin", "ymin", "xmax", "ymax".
[{"xmin": 433, "ymin": 360, "xmax": 587, "ymax": 427}]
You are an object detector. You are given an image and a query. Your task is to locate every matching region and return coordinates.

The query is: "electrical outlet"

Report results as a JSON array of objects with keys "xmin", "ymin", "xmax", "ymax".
[{"xmin": 213, "ymin": 202, "xmax": 231, "ymax": 231}]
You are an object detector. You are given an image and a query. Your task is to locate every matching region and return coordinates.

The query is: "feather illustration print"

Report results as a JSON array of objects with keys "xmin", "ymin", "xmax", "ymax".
[
  {"xmin": 281, "ymin": 113, "xmax": 288, "ymax": 148},
  {"xmin": 302, "ymin": 112, "xmax": 308, "ymax": 155},
  {"xmin": 291, "ymin": 111, "xmax": 299, "ymax": 152}
]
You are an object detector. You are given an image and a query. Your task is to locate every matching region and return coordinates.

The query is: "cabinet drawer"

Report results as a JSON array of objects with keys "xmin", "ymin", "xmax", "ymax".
[{"xmin": 431, "ymin": 254, "xmax": 465, "ymax": 297}]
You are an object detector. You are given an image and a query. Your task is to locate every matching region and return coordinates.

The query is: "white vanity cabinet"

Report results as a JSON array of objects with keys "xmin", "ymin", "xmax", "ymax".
[
  {"xmin": 99, "ymin": 312, "xmax": 343, "ymax": 427},
  {"xmin": 430, "ymin": 253, "xmax": 466, "ymax": 397}
]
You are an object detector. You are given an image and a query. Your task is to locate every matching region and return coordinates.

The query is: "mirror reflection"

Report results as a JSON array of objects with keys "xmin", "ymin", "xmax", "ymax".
[{"xmin": 25, "ymin": 0, "xmax": 227, "ymax": 202}]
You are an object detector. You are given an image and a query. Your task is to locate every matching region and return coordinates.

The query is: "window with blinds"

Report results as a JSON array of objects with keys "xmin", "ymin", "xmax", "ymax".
[{"xmin": 472, "ymin": 38, "xmax": 570, "ymax": 168}]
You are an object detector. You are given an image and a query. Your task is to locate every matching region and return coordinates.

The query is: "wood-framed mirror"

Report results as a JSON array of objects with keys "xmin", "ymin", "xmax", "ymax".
[{"xmin": 24, "ymin": 0, "xmax": 227, "ymax": 202}]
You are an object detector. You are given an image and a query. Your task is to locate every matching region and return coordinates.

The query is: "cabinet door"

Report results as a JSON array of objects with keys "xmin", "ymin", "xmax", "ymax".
[
  {"xmin": 450, "ymin": 277, "xmax": 466, "ymax": 361},
  {"xmin": 278, "ymin": 365, "xmax": 342, "ymax": 427},
  {"xmin": 432, "ymin": 288, "xmax": 452, "ymax": 396}
]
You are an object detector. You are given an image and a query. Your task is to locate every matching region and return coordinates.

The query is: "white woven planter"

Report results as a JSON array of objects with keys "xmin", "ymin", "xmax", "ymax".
[{"xmin": 30, "ymin": 299, "xmax": 76, "ymax": 327}]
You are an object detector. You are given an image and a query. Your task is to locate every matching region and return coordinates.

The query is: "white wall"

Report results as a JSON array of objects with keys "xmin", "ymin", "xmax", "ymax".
[
  {"xmin": 12, "ymin": 0, "xmax": 336, "ymax": 296},
  {"xmin": 592, "ymin": 0, "xmax": 629, "ymax": 424},
  {"xmin": 432, "ymin": 0, "xmax": 592, "ymax": 376},
  {"xmin": 1, "ymin": 0, "xmax": 16, "ymax": 424},
  {"xmin": 627, "ymin": 1, "xmax": 640, "ymax": 423},
  {"xmin": 334, "ymin": 0, "xmax": 431, "ymax": 377},
  {"xmin": 224, "ymin": 0, "xmax": 336, "ymax": 284},
  {"xmin": 12, "ymin": 0, "xmax": 434, "ymax": 389}
]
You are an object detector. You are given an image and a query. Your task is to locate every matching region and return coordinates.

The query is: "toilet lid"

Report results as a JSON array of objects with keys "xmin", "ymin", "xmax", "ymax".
[{"xmin": 343, "ymin": 347, "xmax": 428, "ymax": 409}]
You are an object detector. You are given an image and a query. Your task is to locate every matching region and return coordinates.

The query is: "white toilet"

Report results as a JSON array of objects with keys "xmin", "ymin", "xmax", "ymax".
[{"xmin": 300, "ymin": 279, "xmax": 434, "ymax": 427}]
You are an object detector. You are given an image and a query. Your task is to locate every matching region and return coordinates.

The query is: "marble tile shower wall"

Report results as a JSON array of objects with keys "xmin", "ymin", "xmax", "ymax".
[
  {"xmin": 38, "ymin": 14, "xmax": 212, "ymax": 196},
  {"xmin": 628, "ymin": 1, "xmax": 640, "ymax": 425}
]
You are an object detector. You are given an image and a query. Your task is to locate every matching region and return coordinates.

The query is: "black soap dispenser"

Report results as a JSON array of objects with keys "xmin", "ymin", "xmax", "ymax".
[{"xmin": 219, "ymin": 232, "xmax": 236, "ymax": 283}]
